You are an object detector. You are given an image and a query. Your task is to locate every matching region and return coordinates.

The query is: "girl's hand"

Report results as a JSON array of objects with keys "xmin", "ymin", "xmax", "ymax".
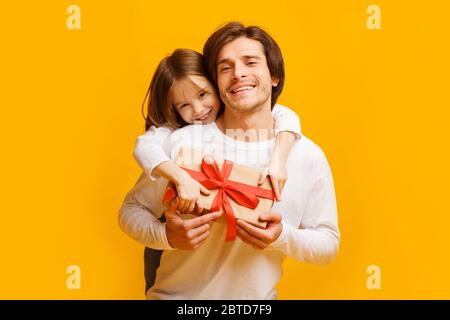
[
  {"xmin": 175, "ymin": 171, "xmax": 211, "ymax": 215},
  {"xmin": 258, "ymin": 160, "xmax": 287, "ymax": 202},
  {"xmin": 260, "ymin": 131, "xmax": 296, "ymax": 202}
]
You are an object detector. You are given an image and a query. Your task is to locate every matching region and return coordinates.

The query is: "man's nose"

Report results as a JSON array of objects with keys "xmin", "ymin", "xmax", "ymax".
[{"xmin": 232, "ymin": 61, "xmax": 247, "ymax": 80}]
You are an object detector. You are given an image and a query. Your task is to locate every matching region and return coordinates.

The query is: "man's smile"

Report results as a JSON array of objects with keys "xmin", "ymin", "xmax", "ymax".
[{"xmin": 230, "ymin": 83, "xmax": 256, "ymax": 94}]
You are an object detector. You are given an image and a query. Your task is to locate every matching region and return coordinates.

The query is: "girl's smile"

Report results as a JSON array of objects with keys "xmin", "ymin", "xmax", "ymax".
[{"xmin": 171, "ymin": 75, "xmax": 221, "ymax": 125}]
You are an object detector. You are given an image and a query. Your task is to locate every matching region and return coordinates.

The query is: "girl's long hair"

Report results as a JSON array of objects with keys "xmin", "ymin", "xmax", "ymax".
[{"xmin": 141, "ymin": 49, "xmax": 210, "ymax": 131}]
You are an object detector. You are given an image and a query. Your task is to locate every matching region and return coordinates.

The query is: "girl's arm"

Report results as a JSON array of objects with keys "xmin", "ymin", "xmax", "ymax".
[
  {"xmin": 153, "ymin": 160, "xmax": 211, "ymax": 214},
  {"xmin": 261, "ymin": 104, "xmax": 302, "ymax": 201},
  {"xmin": 134, "ymin": 125, "xmax": 210, "ymax": 214},
  {"xmin": 134, "ymin": 125, "xmax": 173, "ymax": 180},
  {"xmin": 272, "ymin": 103, "xmax": 302, "ymax": 137}
]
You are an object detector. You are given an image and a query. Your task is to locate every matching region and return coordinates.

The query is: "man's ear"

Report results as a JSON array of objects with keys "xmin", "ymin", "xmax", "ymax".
[{"xmin": 272, "ymin": 77, "xmax": 280, "ymax": 87}]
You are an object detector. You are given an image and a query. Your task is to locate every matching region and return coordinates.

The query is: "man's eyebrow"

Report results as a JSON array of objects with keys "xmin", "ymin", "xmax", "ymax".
[
  {"xmin": 243, "ymin": 55, "xmax": 262, "ymax": 60},
  {"xmin": 217, "ymin": 58, "xmax": 231, "ymax": 66},
  {"xmin": 217, "ymin": 55, "xmax": 262, "ymax": 65}
]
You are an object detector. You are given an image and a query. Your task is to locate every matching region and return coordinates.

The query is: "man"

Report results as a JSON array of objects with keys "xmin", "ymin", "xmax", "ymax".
[{"xmin": 119, "ymin": 22, "xmax": 340, "ymax": 299}]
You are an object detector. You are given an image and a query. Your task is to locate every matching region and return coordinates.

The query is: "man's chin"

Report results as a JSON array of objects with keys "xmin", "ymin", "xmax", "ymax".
[{"xmin": 226, "ymin": 100, "xmax": 258, "ymax": 112}]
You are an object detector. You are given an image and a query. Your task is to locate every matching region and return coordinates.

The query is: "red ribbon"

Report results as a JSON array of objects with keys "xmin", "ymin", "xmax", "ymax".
[{"xmin": 163, "ymin": 157, "xmax": 275, "ymax": 241}]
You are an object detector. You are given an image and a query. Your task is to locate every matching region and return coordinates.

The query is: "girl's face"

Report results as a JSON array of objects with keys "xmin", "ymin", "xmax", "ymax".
[{"xmin": 171, "ymin": 75, "xmax": 220, "ymax": 125}]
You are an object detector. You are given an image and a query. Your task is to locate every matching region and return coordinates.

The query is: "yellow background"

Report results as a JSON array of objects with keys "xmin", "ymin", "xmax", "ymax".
[{"xmin": 1, "ymin": 0, "xmax": 449, "ymax": 299}]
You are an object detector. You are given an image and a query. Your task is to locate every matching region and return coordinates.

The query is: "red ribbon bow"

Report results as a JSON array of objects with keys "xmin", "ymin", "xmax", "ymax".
[{"xmin": 163, "ymin": 157, "xmax": 275, "ymax": 241}]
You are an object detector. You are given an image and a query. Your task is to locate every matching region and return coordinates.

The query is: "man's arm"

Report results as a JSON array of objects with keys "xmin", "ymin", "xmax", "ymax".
[
  {"xmin": 118, "ymin": 172, "xmax": 221, "ymax": 251},
  {"xmin": 118, "ymin": 173, "xmax": 174, "ymax": 250},
  {"xmin": 270, "ymin": 155, "xmax": 340, "ymax": 265},
  {"xmin": 237, "ymin": 153, "xmax": 340, "ymax": 265}
]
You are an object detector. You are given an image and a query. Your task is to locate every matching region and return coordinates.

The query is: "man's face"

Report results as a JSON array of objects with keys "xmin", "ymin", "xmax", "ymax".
[{"xmin": 216, "ymin": 37, "xmax": 279, "ymax": 113}]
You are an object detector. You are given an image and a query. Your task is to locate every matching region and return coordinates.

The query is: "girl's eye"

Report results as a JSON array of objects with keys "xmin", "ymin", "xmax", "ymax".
[
  {"xmin": 199, "ymin": 91, "xmax": 209, "ymax": 98},
  {"xmin": 179, "ymin": 104, "xmax": 188, "ymax": 109}
]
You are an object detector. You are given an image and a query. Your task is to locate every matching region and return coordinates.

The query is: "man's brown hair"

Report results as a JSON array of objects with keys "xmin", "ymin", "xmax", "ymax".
[{"xmin": 203, "ymin": 22, "xmax": 285, "ymax": 109}]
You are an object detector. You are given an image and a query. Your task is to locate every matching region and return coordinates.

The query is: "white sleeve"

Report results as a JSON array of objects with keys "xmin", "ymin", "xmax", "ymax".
[
  {"xmin": 272, "ymin": 104, "xmax": 302, "ymax": 137},
  {"xmin": 270, "ymin": 155, "xmax": 340, "ymax": 265},
  {"xmin": 133, "ymin": 125, "xmax": 173, "ymax": 181},
  {"xmin": 118, "ymin": 173, "xmax": 175, "ymax": 250}
]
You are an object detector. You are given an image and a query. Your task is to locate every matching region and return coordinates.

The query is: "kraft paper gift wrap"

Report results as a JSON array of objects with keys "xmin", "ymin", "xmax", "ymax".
[{"xmin": 163, "ymin": 147, "xmax": 276, "ymax": 241}]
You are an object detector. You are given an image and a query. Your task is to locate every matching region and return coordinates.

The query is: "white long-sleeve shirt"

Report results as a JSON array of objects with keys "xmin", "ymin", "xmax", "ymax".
[
  {"xmin": 133, "ymin": 104, "xmax": 301, "ymax": 180},
  {"xmin": 119, "ymin": 121, "xmax": 340, "ymax": 300}
]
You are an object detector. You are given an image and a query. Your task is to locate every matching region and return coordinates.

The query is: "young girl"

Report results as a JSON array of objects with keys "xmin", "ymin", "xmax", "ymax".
[{"xmin": 134, "ymin": 48, "xmax": 301, "ymax": 215}]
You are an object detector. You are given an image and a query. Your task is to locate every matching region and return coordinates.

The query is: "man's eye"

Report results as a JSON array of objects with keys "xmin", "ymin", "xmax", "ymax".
[
  {"xmin": 221, "ymin": 66, "xmax": 231, "ymax": 72},
  {"xmin": 199, "ymin": 92, "xmax": 209, "ymax": 98},
  {"xmin": 247, "ymin": 61, "xmax": 257, "ymax": 65}
]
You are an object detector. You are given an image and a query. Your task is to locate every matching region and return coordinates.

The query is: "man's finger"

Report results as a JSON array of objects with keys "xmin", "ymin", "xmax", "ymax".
[
  {"xmin": 187, "ymin": 223, "xmax": 210, "ymax": 239},
  {"xmin": 236, "ymin": 225, "xmax": 266, "ymax": 249},
  {"xmin": 236, "ymin": 219, "xmax": 268, "ymax": 241},
  {"xmin": 184, "ymin": 211, "xmax": 222, "ymax": 229},
  {"xmin": 269, "ymin": 175, "xmax": 281, "ymax": 201},
  {"xmin": 165, "ymin": 199, "xmax": 179, "ymax": 217},
  {"xmin": 236, "ymin": 232, "xmax": 259, "ymax": 250},
  {"xmin": 171, "ymin": 198, "xmax": 180, "ymax": 208},
  {"xmin": 191, "ymin": 230, "xmax": 211, "ymax": 248},
  {"xmin": 259, "ymin": 213, "xmax": 282, "ymax": 223}
]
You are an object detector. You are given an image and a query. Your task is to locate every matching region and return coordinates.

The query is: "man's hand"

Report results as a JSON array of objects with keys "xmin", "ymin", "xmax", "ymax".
[
  {"xmin": 236, "ymin": 213, "xmax": 283, "ymax": 249},
  {"xmin": 165, "ymin": 199, "xmax": 221, "ymax": 250}
]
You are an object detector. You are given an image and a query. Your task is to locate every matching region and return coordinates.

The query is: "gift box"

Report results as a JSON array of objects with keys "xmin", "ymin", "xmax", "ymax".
[{"xmin": 162, "ymin": 147, "xmax": 275, "ymax": 241}]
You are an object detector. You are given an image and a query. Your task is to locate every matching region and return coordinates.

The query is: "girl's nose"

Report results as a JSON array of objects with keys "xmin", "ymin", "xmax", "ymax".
[{"xmin": 192, "ymin": 101, "xmax": 204, "ymax": 116}]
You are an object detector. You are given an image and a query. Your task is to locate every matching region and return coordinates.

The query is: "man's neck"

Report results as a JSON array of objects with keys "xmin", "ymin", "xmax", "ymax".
[{"xmin": 216, "ymin": 102, "xmax": 275, "ymax": 142}]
